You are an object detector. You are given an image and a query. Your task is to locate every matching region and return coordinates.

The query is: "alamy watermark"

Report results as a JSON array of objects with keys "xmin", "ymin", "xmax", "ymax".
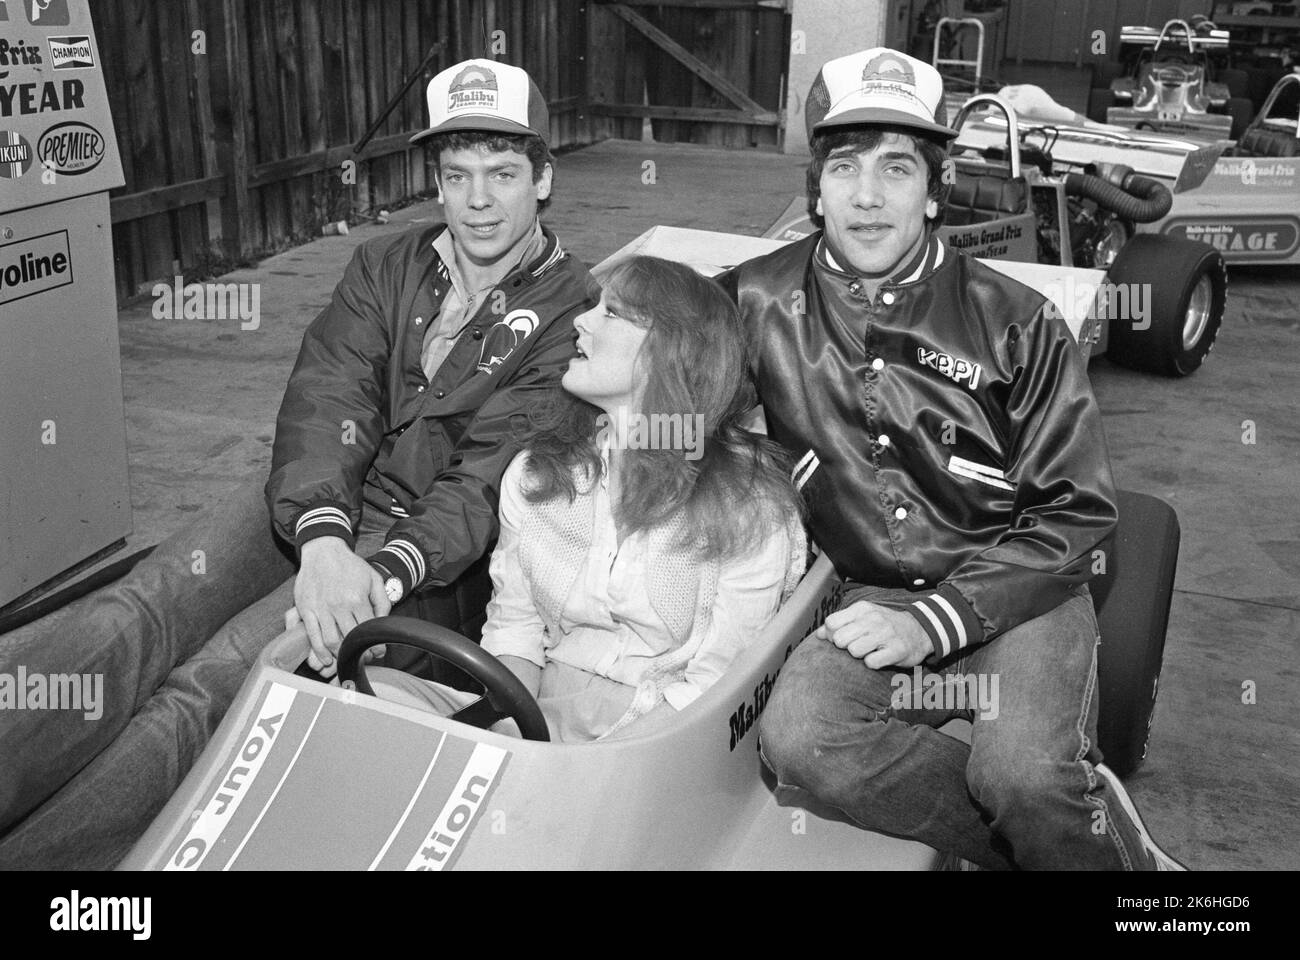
[
  {"xmin": 1043, "ymin": 277, "xmax": 1152, "ymax": 330},
  {"xmin": 0, "ymin": 667, "xmax": 103, "ymax": 720},
  {"xmin": 890, "ymin": 666, "xmax": 1000, "ymax": 720},
  {"xmin": 151, "ymin": 275, "xmax": 260, "ymax": 330},
  {"xmin": 595, "ymin": 409, "xmax": 705, "ymax": 461}
]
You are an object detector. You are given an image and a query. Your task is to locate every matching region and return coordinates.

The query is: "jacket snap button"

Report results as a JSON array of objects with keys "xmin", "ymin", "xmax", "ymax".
[
  {"xmin": 894, "ymin": 506, "xmax": 908, "ymax": 520},
  {"xmin": 472, "ymin": 329, "xmax": 483, "ymax": 340},
  {"xmin": 435, "ymin": 390, "xmax": 445, "ymax": 399},
  {"xmin": 881, "ymin": 292, "xmax": 895, "ymax": 305},
  {"xmin": 872, "ymin": 357, "xmax": 885, "ymax": 371}
]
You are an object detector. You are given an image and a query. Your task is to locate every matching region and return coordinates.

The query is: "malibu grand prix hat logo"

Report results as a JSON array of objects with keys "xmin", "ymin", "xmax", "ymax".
[
  {"xmin": 806, "ymin": 47, "xmax": 958, "ymax": 142},
  {"xmin": 412, "ymin": 58, "xmax": 549, "ymax": 144},
  {"xmin": 861, "ymin": 51, "xmax": 918, "ymax": 97},
  {"xmin": 448, "ymin": 63, "xmax": 499, "ymax": 114}
]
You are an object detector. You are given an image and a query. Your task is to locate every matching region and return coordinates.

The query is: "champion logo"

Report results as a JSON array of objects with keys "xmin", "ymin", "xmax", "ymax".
[
  {"xmin": 917, "ymin": 347, "xmax": 982, "ymax": 390},
  {"xmin": 477, "ymin": 309, "xmax": 537, "ymax": 374}
]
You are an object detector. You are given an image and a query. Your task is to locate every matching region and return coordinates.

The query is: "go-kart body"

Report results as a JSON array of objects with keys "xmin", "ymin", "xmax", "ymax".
[
  {"xmin": 120, "ymin": 553, "xmax": 940, "ymax": 871},
  {"xmin": 1107, "ymin": 21, "xmax": 1235, "ymax": 140}
]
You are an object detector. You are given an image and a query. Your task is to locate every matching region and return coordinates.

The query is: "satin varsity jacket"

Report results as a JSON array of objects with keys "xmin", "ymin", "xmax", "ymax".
[{"xmin": 718, "ymin": 232, "xmax": 1118, "ymax": 659}]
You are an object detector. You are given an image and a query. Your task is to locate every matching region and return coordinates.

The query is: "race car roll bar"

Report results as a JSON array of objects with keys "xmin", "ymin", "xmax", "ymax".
[
  {"xmin": 1246, "ymin": 73, "xmax": 1300, "ymax": 137},
  {"xmin": 953, "ymin": 94, "xmax": 1022, "ymax": 180},
  {"xmin": 1155, "ymin": 19, "xmax": 1197, "ymax": 54}
]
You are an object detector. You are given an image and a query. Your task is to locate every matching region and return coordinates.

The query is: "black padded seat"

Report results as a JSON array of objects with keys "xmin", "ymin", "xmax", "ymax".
[
  {"xmin": 944, "ymin": 172, "xmax": 1029, "ymax": 226},
  {"xmin": 1237, "ymin": 126, "xmax": 1299, "ymax": 158}
]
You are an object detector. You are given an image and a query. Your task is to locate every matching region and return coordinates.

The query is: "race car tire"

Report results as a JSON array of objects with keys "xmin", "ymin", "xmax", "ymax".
[
  {"xmin": 1217, "ymin": 68, "xmax": 1248, "ymax": 99},
  {"xmin": 1090, "ymin": 489, "xmax": 1180, "ymax": 777},
  {"xmin": 1104, "ymin": 234, "xmax": 1227, "ymax": 376},
  {"xmin": 338, "ymin": 616, "xmax": 551, "ymax": 741},
  {"xmin": 1088, "ymin": 87, "xmax": 1116, "ymax": 124}
]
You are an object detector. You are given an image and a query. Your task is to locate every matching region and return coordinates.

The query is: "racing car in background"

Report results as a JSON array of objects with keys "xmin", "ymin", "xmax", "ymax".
[
  {"xmin": 1157, "ymin": 72, "xmax": 1300, "ymax": 264},
  {"xmin": 1090, "ymin": 18, "xmax": 1253, "ymax": 141}
]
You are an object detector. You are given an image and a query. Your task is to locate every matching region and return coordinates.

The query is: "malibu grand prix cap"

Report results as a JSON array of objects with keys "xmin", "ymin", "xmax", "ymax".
[
  {"xmin": 411, "ymin": 58, "xmax": 549, "ymax": 145},
  {"xmin": 806, "ymin": 47, "xmax": 959, "ymax": 142}
]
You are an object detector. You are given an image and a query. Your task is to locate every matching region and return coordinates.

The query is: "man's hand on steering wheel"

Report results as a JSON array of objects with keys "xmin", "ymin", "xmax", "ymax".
[{"xmin": 292, "ymin": 536, "xmax": 392, "ymax": 677}]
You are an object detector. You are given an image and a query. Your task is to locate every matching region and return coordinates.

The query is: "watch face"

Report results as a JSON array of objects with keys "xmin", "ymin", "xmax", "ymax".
[{"xmin": 385, "ymin": 577, "xmax": 403, "ymax": 603}]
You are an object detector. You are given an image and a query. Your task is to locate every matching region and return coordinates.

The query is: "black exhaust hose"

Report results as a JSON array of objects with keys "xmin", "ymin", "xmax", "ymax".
[{"xmin": 1064, "ymin": 171, "xmax": 1173, "ymax": 223}]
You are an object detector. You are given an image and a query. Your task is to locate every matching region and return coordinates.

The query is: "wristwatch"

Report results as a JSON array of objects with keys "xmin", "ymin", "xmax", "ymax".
[{"xmin": 369, "ymin": 560, "xmax": 404, "ymax": 604}]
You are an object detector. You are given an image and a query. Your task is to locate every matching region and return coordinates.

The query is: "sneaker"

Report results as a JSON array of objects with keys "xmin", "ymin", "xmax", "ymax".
[{"xmin": 1095, "ymin": 762, "xmax": 1188, "ymax": 871}]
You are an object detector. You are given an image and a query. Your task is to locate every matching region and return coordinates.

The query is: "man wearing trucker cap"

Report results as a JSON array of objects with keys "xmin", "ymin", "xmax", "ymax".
[
  {"xmin": 721, "ymin": 49, "xmax": 1185, "ymax": 870},
  {"xmin": 0, "ymin": 58, "xmax": 597, "ymax": 868}
]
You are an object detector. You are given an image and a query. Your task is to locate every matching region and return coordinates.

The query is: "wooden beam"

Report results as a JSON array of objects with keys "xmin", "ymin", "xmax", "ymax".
[
  {"xmin": 605, "ymin": 3, "xmax": 769, "ymax": 116},
  {"xmin": 249, "ymin": 129, "xmax": 424, "ymax": 188},
  {"xmin": 111, "ymin": 176, "xmax": 228, "ymax": 224},
  {"xmin": 590, "ymin": 102, "xmax": 780, "ymax": 125},
  {"xmin": 211, "ymin": 0, "xmax": 254, "ymax": 258}
]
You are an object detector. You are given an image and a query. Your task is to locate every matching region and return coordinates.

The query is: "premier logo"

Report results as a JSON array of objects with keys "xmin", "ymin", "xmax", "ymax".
[
  {"xmin": 47, "ymin": 34, "xmax": 93, "ymax": 70},
  {"xmin": 37, "ymin": 119, "xmax": 104, "ymax": 174},
  {"xmin": 0, "ymin": 230, "xmax": 73, "ymax": 305}
]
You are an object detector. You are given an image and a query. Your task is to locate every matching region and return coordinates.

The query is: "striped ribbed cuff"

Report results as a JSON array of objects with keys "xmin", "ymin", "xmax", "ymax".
[
  {"xmin": 293, "ymin": 502, "xmax": 355, "ymax": 551},
  {"xmin": 366, "ymin": 538, "xmax": 427, "ymax": 596},
  {"xmin": 905, "ymin": 584, "xmax": 985, "ymax": 660}
]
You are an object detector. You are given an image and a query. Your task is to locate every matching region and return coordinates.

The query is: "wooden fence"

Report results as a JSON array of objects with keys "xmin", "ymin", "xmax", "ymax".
[
  {"xmin": 95, "ymin": 0, "xmax": 591, "ymax": 300},
  {"xmin": 94, "ymin": 1, "xmax": 792, "ymax": 300},
  {"xmin": 587, "ymin": 0, "xmax": 791, "ymax": 150}
]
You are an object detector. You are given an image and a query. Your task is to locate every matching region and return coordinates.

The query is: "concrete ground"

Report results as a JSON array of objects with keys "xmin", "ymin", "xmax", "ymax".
[{"xmin": 52, "ymin": 136, "xmax": 1300, "ymax": 869}]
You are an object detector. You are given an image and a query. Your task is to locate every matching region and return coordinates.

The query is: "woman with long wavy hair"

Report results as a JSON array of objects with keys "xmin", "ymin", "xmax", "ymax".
[{"xmin": 371, "ymin": 255, "xmax": 805, "ymax": 741}]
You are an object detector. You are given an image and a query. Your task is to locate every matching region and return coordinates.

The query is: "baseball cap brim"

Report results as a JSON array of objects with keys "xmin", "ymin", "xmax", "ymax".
[
  {"xmin": 813, "ymin": 106, "xmax": 959, "ymax": 140},
  {"xmin": 410, "ymin": 114, "xmax": 542, "ymax": 144}
]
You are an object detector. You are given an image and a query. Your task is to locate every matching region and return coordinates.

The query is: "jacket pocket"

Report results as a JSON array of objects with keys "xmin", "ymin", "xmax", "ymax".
[{"xmin": 946, "ymin": 455, "xmax": 1014, "ymax": 491}]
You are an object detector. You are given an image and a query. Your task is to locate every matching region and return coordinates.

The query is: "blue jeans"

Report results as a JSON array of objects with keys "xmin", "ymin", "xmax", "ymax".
[
  {"xmin": 0, "ymin": 476, "xmax": 444, "ymax": 870},
  {"xmin": 758, "ymin": 583, "xmax": 1157, "ymax": 870}
]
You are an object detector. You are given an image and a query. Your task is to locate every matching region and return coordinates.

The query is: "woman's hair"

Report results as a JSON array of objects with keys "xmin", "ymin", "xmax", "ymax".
[{"xmin": 522, "ymin": 255, "xmax": 801, "ymax": 561}]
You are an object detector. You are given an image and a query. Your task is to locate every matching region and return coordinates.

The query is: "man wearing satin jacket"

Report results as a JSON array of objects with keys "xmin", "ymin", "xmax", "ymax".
[{"xmin": 720, "ymin": 48, "xmax": 1184, "ymax": 870}]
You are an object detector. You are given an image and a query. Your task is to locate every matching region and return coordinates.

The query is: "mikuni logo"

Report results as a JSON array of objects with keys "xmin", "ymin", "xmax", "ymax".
[
  {"xmin": 890, "ymin": 666, "xmax": 1000, "ymax": 719},
  {"xmin": 152, "ymin": 275, "xmax": 260, "ymax": 330},
  {"xmin": 595, "ymin": 409, "xmax": 706, "ymax": 461},
  {"xmin": 1043, "ymin": 276, "xmax": 1151, "ymax": 330},
  {"xmin": 0, "ymin": 667, "xmax": 103, "ymax": 720},
  {"xmin": 50, "ymin": 891, "xmax": 151, "ymax": 940}
]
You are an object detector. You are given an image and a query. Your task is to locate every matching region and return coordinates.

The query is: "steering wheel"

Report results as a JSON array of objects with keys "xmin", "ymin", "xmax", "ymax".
[{"xmin": 337, "ymin": 616, "xmax": 550, "ymax": 741}]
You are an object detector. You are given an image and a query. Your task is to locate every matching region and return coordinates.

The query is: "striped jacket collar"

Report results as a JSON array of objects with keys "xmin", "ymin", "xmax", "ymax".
[
  {"xmin": 815, "ymin": 230, "xmax": 946, "ymax": 287},
  {"xmin": 430, "ymin": 219, "xmax": 567, "ymax": 285}
]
